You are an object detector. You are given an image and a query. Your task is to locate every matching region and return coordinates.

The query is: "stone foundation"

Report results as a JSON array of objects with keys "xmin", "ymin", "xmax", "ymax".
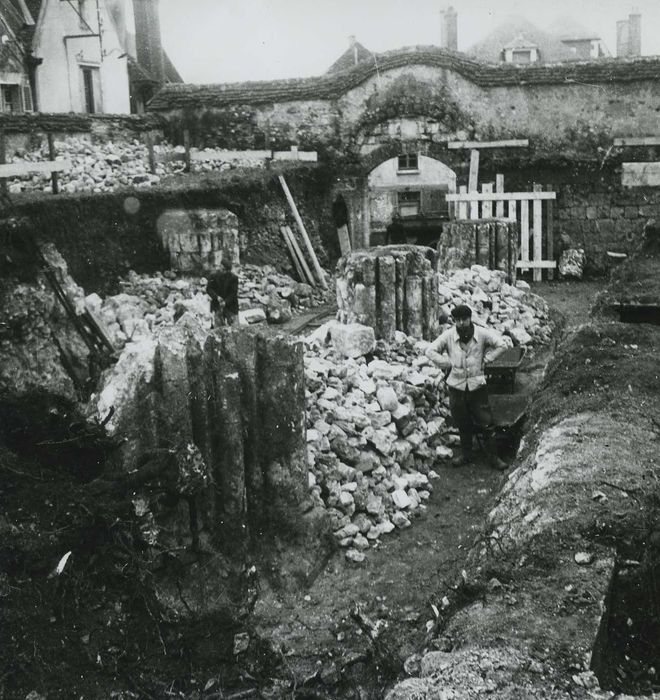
[
  {"xmin": 157, "ymin": 207, "xmax": 241, "ymax": 273},
  {"xmin": 336, "ymin": 245, "xmax": 439, "ymax": 341},
  {"xmin": 92, "ymin": 319, "xmax": 330, "ymax": 586},
  {"xmin": 437, "ymin": 219, "xmax": 518, "ymax": 282}
]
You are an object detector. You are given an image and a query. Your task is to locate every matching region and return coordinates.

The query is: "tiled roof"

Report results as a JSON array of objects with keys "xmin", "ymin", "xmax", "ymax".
[
  {"xmin": 326, "ymin": 41, "xmax": 375, "ymax": 74},
  {"xmin": 148, "ymin": 47, "xmax": 660, "ymax": 111}
]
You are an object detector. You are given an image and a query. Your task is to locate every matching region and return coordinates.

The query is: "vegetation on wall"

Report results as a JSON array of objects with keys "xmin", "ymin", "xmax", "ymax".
[{"xmin": 349, "ymin": 73, "xmax": 475, "ymax": 146}]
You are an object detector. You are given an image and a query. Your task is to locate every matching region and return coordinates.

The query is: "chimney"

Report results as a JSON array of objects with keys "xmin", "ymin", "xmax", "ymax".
[
  {"xmin": 348, "ymin": 35, "xmax": 358, "ymax": 65},
  {"xmin": 133, "ymin": 0, "xmax": 166, "ymax": 83},
  {"xmin": 628, "ymin": 12, "xmax": 641, "ymax": 56},
  {"xmin": 440, "ymin": 6, "xmax": 458, "ymax": 51},
  {"xmin": 616, "ymin": 18, "xmax": 630, "ymax": 57}
]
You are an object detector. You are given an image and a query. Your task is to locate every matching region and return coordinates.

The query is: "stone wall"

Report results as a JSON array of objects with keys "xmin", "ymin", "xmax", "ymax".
[
  {"xmin": 7, "ymin": 168, "xmax": 335, "ymax": 294},
  {"xmin": 150, "ymin": 53, "xmax": 660, "ymax": 155},
  {"xmin": 479, "ymin": 160, "xmax": 660, "ymax": 274}
]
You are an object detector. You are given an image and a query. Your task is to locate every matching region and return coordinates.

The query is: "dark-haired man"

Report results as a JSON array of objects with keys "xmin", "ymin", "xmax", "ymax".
[
  {"xmin": 207, "ymin": 257, "xmax": 239, "ymax": 327},
  {"xmin": 425, "ymin": 304, "xmax": 508, "ymax": 470}
]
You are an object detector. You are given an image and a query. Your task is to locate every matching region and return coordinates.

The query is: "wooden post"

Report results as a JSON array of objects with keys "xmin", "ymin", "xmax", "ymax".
[
  {"xmin": 280, "ymin": 225, "xmax": 307, "ymax": 284},
  {"xmin": 532, "ymin": 184, "xmax": 543, "ymax": 281},
  {"xmin": 144, "ymin": 132, "xmax": 156, "ymax": 174},
  {"xmin": 482, "ymin": 183, "xmax": 493, "ymax": 218},
  {"xmin": 284, "ymin": 225, "xmax": 316, "ymax": 287},
  {"xmin": 458, "ymin": 185, "xmax": 468, "ymax": 220},
  {"xmin": 278, "ymin": 175, "xmax": 328, "ymax": 289},
  {"xmin": 520, "ymin": 199, "xmax": 530, "ymax": 272},
  {"xmin": 468, "ymin": 149, "xmax": 479, "ymax": 220},
  {"xmin": 495, "ymin": 174, "xmax": 504, "ymax": 219},
  {"xmin": 507, "ymin": 200, "xmax": 516, "ymax": 221},
  {"xmin": 47, "ymin": 133, "xmax": 59, "ymax": 194},
  {"xmin": 546, "ymin": 184, "xmax": 554, "ymax": 280},
  {"xmin": 183, "ymin": 129, "xmax": 191, "ymax": 173},
  {"xmin": 0, "ymin": 128, "xmax": 7, "ymax": 197}
]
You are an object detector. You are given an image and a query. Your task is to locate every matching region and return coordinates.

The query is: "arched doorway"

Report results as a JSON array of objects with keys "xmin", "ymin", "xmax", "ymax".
[{"xmin": 367, "ymin": 152, "xmax": 457, "ymax": 247}]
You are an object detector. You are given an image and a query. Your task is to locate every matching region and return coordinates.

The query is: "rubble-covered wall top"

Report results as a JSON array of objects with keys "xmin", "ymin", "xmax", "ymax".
[{"xmin": 148, "ymin": 49, "xmax": 660, "ymax": 110}]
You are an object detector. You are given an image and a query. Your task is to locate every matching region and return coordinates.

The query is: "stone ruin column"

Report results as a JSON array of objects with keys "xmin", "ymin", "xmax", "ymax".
[
  {"xmin": 437, "ymin": 219, "xmax": 519, "ymax": 283},
  {"xmin": 336, "ymin": 245, "xmax": 440, "ymax": 341},
  {"xmin": 94, "ymin": 320, "xmax": 329, "ymax": 580}
]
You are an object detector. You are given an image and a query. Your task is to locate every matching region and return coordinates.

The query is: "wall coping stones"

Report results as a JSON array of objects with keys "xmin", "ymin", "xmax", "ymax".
[{"xmin": 148, "ymin": 48, "xmax": 660, "ymax": 110}]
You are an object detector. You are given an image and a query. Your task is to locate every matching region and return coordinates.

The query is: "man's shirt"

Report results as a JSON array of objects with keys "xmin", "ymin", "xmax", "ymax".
[
  {"xmin": 427, "ymin": 325, "xmax": 507, "ymax": 391},
  {"xmin": 207, "ymin": 271, "xmax": 239, "ymax": 314}
]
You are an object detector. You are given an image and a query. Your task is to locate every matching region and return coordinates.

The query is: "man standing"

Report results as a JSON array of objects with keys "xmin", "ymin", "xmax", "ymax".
[
  {"xmin": 425, "ymin": 304, "xmax": 508, "ymax": 470},
  {"xmin": 206, "ymin": 257, "xmax": 239, "ymax": 327}
]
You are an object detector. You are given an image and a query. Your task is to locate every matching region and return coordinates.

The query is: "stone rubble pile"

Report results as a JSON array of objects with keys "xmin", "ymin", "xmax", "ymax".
[
  {"xmin": 6, "ymin": 138, "xmax": 286, "ymax": 195},
  {"xmin": 86, "ymin": 265, "xmax": 332, "ymax": 349},
  {"xmin": 303, "ymin": 323, "xmax": 456, "ymax": 563},
  {"xmin": 6, "ymin": 137, "xmax": 181, "ymax": 194},
  {"xmin": 437, "ymin": 265, "xmax": 553, "ymax": 346}
]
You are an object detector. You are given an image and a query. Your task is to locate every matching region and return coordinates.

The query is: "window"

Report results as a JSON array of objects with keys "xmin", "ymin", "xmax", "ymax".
[
  {"xmin": 1, "ymin": 84, "xmax": 21, "ymax": 112},
  {"xmin": 397, "ymin": 153, "xmax": 419, "ymax": 172},
  {"xmin": 80, "ymin": 67, "xmax": 100, "ymax": 113},
  {"xmin": 22, "ymin": 85, "xmax": 33, "ymax": 112},
  {"xmin": 398, "ymin": 190, "xmax": 421, "ymax": 217},
  {"xmin": 511, "ymin": 49, "xmax": 532, "ymax": 64}
]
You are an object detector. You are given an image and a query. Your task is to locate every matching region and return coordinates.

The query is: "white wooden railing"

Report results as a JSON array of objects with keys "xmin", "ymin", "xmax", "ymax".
[{"xmin": 446, "ymin": 183, "xmax": 557, "ymax": 281}]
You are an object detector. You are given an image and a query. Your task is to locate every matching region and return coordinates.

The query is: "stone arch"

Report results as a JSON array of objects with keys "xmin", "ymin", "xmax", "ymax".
[{"xmin": 358, "ymin": 139, "xmax": 467, "ymax": 179}]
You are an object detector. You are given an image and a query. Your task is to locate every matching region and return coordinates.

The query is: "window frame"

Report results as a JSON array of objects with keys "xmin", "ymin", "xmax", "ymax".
[
  {"xmin": 397, "ymin": 190, "xmax": 421, "ymax": 217},
  {"xmin": 397, "ymin": 153, "xmax": 419, "ymax": 173}
]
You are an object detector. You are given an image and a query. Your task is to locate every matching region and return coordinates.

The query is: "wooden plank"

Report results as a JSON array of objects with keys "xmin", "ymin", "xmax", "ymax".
[
  {"xmin": 457, "ymin": 185, "xmax": 468, "ymax": 220},
  {"xmin": 507, "ymin": 199, "xmax": 516, "ymax": 221},
  {"xmin": 190, "ymin": 149, "xmax": 271, "ymax": 162},
  {"xmin": 336, "ymin": 224, "xmax": 351, "ymax": 257},
  {"xmin": 448, "ymin": 139, "xmax": 529, "ymax": 150},
  {"xmin": 446, "ymin": 191, "xmax": 556, "ymax": 202},
  {"xmin": 515, "ymin": 260, "xmax": 557, "ymax": 269},
  {"xmin": 622, "ymin": 162, "xmax": 660, "ymax": 187},
  {"xmin": 495, "ymin": 174, "xmax": 504, "ymax": 218},
  {"xmin": 468, "ymin": 150, "xmax": 479, "ymax": 219},
  {"xmin": 279, "ymin": 175, "xmax": 328, "ymax": 288},
  {"xmin": 520, "ymin": 199, "xmax": 530, "ymax": 271},
  {"xmin": 481, "ymin": 183, "xmax": 493, "ymax": 219},
  {"xmin": 283, "ymin": 225, "xmax": 316, "ymax": 287},
  {"xmin": 280, "ymin": 225, "xmax": 306, "ymax": 283},
  {"xmin": 47, "ymin": 134, "xmax": 59, "ymax": 194},
  {"xmin": 532, "ymin": 184, "xmax": 543, "ymax": 282},
  {"xmin": 546, "ymin": 184, "xmax": 554, "ymax": 280},
  {"xmin": 0, "ymin": 160, "xmax": 71, "ymax": 177},
  {"xmin": 613, "ymin": 136, "xmax": 660, "ymax": 147}
]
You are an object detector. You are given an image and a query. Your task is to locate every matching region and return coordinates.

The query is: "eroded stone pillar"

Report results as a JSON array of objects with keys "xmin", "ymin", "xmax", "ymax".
[
  {"xmin": 337, "ymin": 245, "xmax": 439, "ymax": 341},
  {"xmin": 437, "ymin": 219, "xmax": 519, "ymax": 283}
]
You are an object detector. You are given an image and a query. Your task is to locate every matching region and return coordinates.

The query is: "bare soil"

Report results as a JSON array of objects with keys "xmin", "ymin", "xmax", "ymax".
[{"xmin": 8, "ymin": 276, "xmax": 656, "ymax": 700}]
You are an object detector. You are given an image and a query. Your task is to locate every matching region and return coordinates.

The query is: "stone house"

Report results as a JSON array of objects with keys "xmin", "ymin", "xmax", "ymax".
[
  {"xmin": 0, "ymin": 0, "xmax": 180, "ymax": 115},
  {"xmin": 29, "ymin": 0, "xmax": 130, "ymax": 113},
  {"xmin": 0, "ymin": 0, "xmax": 38, "ymax": 112}
]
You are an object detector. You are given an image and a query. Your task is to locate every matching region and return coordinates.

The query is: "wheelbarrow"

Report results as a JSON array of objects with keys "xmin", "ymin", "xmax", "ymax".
[
  {"xmin": 485, "ymin": 346, "xmax": 527, "ymax": 394},
  {"xmin": 488, "ymin": 393, "xmax": 531, "ymax": 458}
]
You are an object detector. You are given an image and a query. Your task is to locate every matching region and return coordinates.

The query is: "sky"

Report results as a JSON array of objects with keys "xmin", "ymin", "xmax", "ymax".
[{"xmin": 158, "ymin": 0, "xmax": 660, "ymax": 84}]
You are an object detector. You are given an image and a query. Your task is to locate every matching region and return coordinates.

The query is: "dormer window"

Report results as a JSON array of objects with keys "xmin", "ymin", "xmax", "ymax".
[
  {"xmin": 502, "ymin": 35, "xmax": 539, "ymax": 64},
  {"xmin": 511, "ymin": 49, "xmax": 534, "ymax": 63},
  {"xmin": 397, "ymin": 153, "xmax": 419, "ymax": 173}
]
